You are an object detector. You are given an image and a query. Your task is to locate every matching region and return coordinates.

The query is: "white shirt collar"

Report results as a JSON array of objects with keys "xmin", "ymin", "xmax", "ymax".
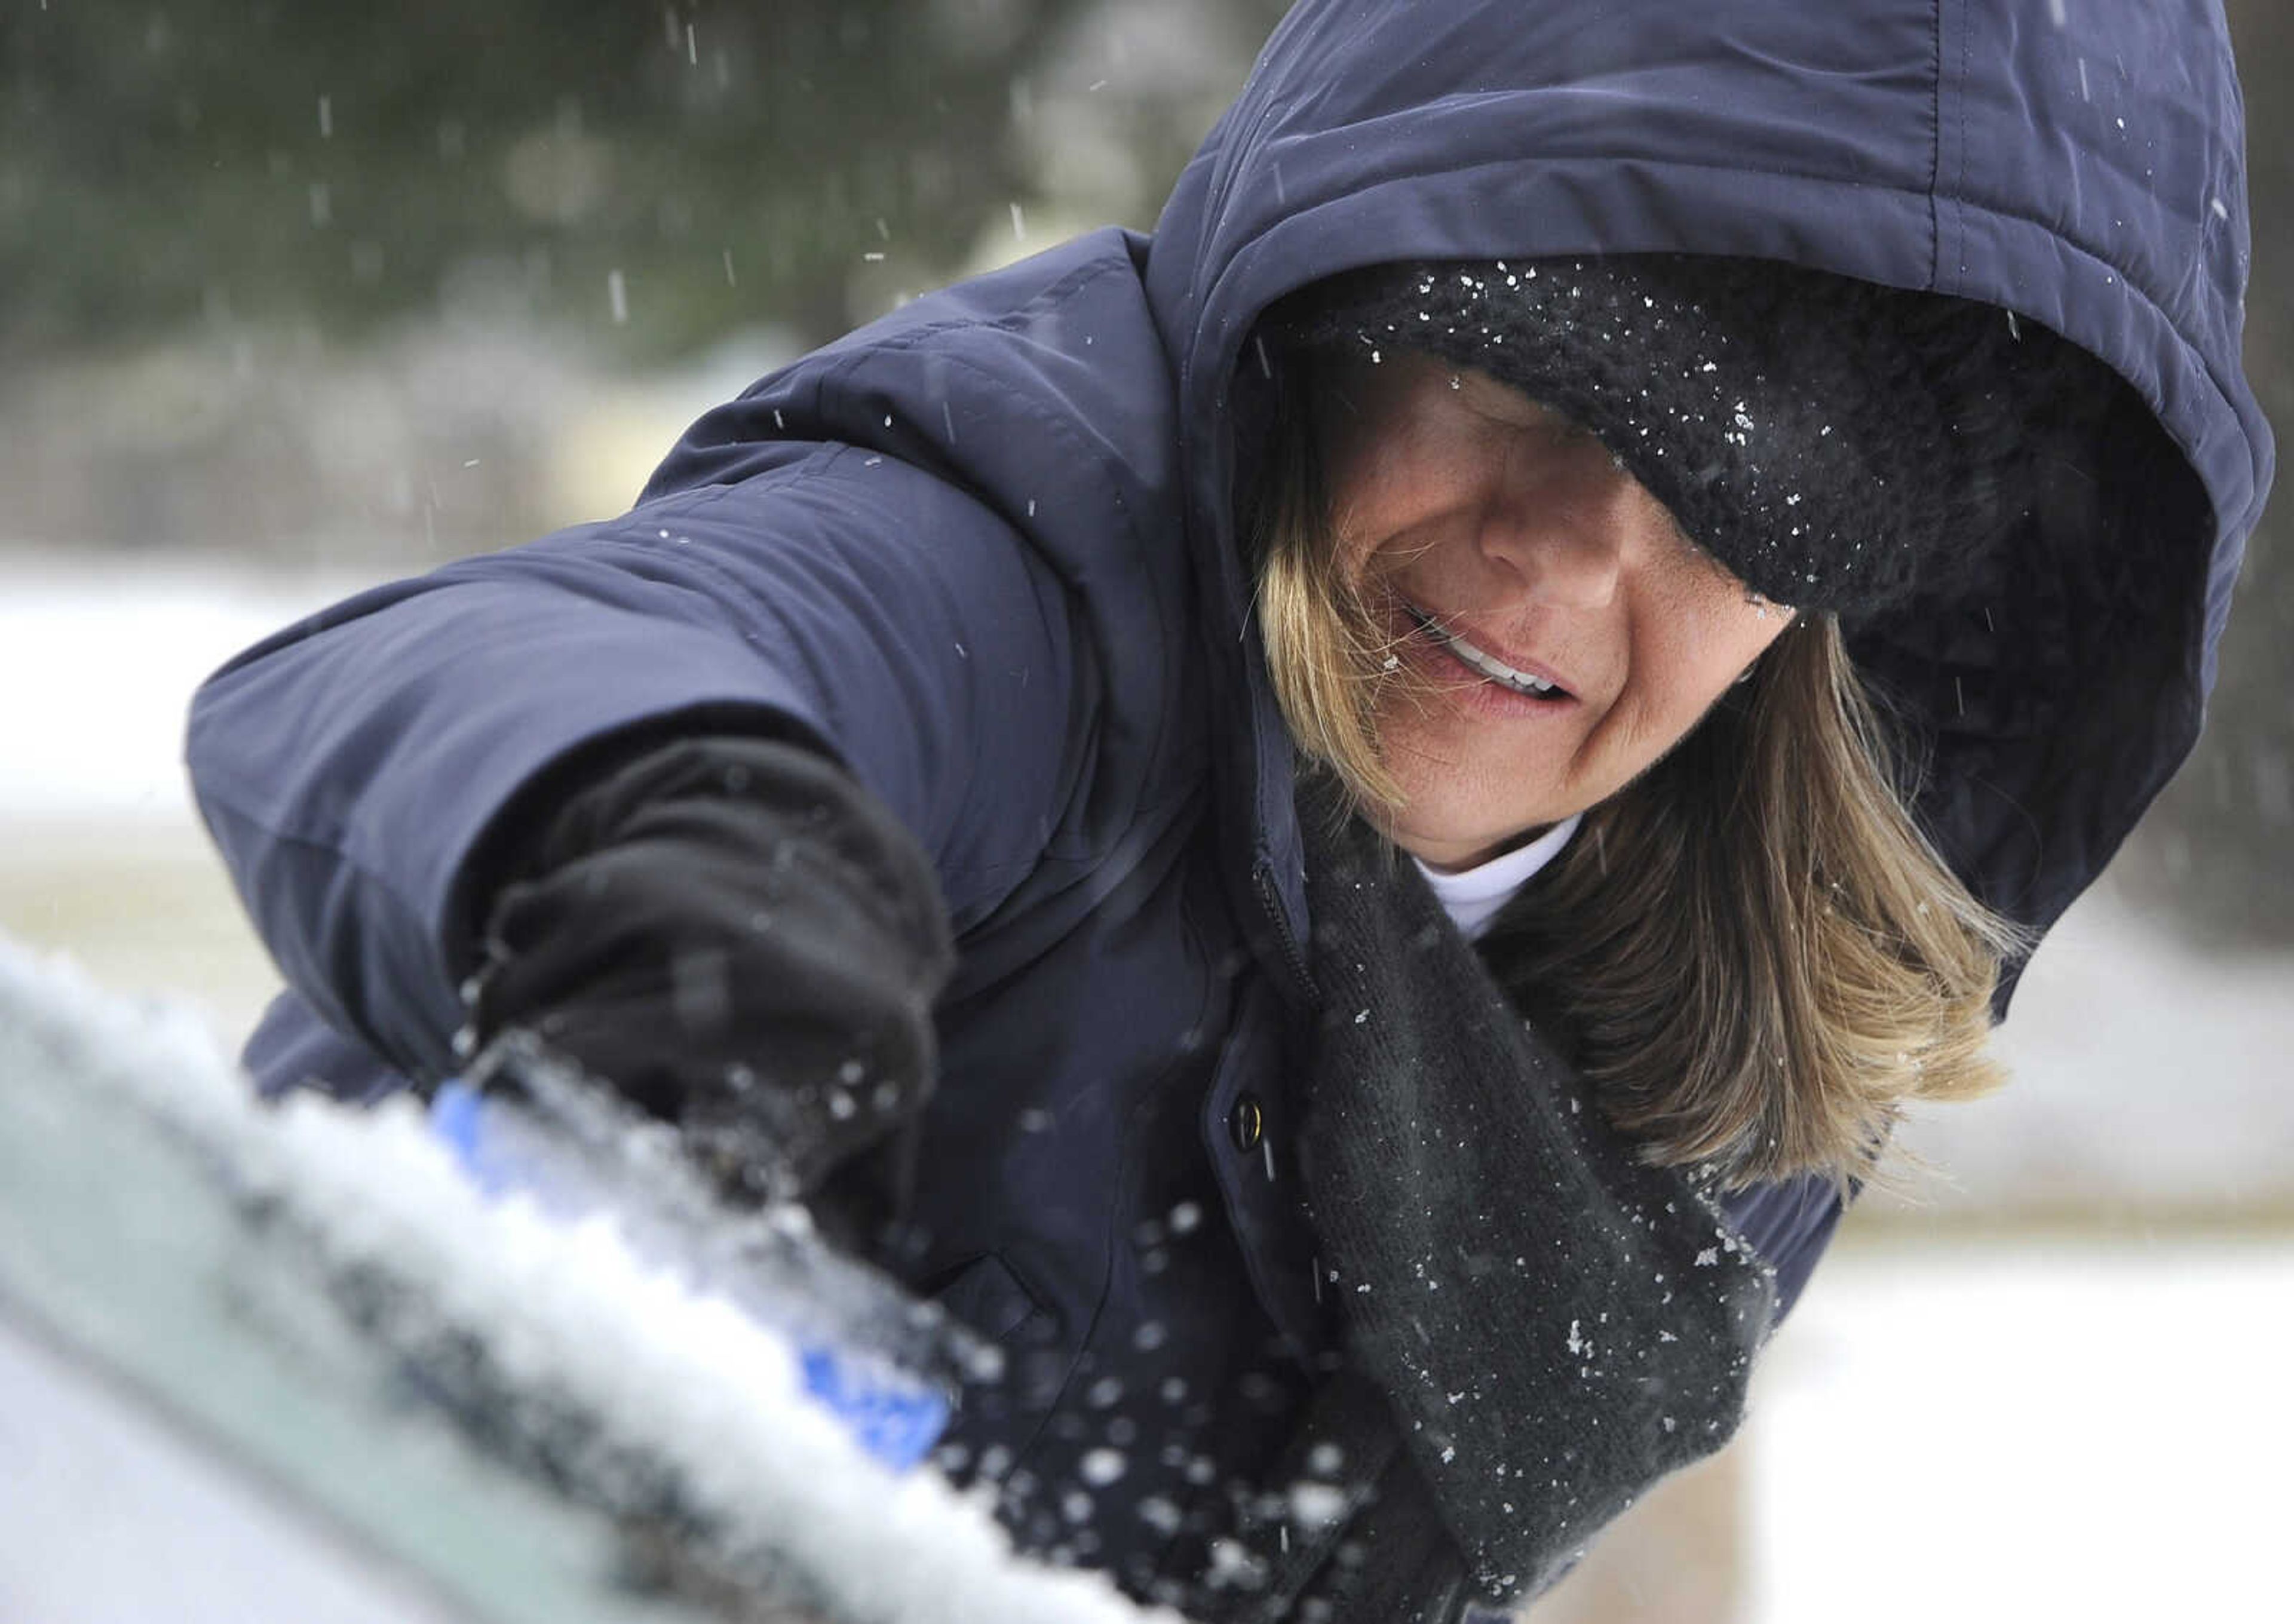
[{"xmin": 1411, "ymin": 813, "xmax": 1582, "ymax": 941}]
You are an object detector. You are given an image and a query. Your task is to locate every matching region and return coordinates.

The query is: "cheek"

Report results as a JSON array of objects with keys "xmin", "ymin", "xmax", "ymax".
[
  {"xmin": 1629, "ymin": 579, "xmax": 1787, "ymax": 726},
  {"xmin": 1322, "ymin": 374, "xmax": 1498, "ymax": 566}
]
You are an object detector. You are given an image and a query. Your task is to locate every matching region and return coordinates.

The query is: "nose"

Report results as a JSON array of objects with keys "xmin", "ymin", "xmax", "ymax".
[{"xmin": 1480, "ymin": 447, "xmax": 1635, "ymax": 608}]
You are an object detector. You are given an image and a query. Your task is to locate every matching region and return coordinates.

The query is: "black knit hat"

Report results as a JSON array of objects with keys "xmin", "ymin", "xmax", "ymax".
[{"xmin": 1281, "ymin": 256, "xmax": 2088, "ymax": 618}]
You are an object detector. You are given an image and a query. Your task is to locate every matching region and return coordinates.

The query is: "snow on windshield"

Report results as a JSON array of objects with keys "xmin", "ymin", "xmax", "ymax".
[{"xmin": 0, "ymin": 937, "xmax": 1180, "ymax": 1624}]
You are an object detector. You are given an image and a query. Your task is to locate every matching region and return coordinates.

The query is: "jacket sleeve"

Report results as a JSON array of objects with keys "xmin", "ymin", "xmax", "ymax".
[{"xmin": 186, "ymin": 443, "xmax": 1086, "ymax": 1084}]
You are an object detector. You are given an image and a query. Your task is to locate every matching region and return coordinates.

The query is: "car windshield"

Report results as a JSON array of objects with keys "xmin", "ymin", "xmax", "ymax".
[{"xmin": 0, "ymin": 945, "xmax": 1155, "ymax": 1624}]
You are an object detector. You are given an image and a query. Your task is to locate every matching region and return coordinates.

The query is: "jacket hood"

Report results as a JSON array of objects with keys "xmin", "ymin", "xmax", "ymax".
[{"xmin": 1144, "ymin": 0, "xmax": 2273, "ymax": 990}]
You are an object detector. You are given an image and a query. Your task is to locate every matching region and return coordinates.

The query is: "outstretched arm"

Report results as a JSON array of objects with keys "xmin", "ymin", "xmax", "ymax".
[{"xmin": 188, "ymin": 443, "xmax": 1085, "ymax": 1089}]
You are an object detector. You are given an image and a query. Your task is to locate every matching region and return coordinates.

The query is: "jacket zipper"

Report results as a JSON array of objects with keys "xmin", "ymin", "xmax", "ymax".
[{"xmin": 1253, "ymin": 861, "xmax": 1318, "ymax": 1004}]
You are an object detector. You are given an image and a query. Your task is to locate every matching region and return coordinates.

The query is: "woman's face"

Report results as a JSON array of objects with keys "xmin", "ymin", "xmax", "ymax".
[{"xmin": 1321, "ymin": 352, "xmax": 1796, "ymax": 870}]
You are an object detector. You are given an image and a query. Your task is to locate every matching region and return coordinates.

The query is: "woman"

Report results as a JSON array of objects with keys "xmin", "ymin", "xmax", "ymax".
[{"xmin": 188, "ymin": 0, "xmax": 2268, "ymax": 1617}]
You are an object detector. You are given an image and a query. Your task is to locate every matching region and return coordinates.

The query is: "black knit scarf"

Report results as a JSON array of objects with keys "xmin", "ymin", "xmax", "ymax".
[{"xmin": 1232, "ymin": 787, "xmax": 1777, "ymax": 1621}]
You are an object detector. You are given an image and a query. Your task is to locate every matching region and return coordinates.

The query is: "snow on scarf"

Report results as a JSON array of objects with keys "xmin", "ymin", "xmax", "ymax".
[{"xmin": 1228, "ymin": 778, "xmax": 1777, "ymax": 1620}]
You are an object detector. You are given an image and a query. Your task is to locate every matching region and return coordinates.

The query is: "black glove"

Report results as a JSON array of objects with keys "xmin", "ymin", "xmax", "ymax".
[{"xmin": 467, "ymin": 732, "xmax": 956, "ymax": 1205}]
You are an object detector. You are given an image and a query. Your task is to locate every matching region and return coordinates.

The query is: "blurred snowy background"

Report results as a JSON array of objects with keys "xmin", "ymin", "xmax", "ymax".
[{"xmin": 3, "ymin": 2, "xmax": 2290, "ymax": 1619}]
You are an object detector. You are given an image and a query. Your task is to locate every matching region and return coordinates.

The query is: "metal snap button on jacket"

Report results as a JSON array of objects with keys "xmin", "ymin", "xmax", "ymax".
[{"xmin": 1228, "ymin": 1092, "xmax": 1265, "ymax": 1153}]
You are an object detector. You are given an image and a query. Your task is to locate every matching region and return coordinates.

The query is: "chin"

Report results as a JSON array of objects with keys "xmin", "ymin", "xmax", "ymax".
[
  {"xmin": 1378, "ymin": 722, "xmax": 1592, "ymax": 847},
  {"xmin": 1383, "ymin": 799, "xmax": 1557, "ymax": 869}
]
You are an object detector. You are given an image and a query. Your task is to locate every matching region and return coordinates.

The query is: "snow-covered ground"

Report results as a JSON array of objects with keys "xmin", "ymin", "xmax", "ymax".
[
  {"xmin": 5, "ymin": 557, "xmax": 2292, "ymax": 1619},
  {"xmin": 0, "ymin": 553, "xmax": 367, "ymax": 821},
  {"xmin": 1887, "ymin": 919, "xmax": 2294, "ymax": 1215},
  {"xmin": 1750, "ymin": 1239, "xmax": 2294, "ymax": 1622}
]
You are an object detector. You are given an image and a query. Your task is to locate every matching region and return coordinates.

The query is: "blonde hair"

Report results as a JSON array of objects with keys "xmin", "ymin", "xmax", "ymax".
[{"xmin": 1249, "ymin": 365, "xmax": 2020, "ymax": 1192}]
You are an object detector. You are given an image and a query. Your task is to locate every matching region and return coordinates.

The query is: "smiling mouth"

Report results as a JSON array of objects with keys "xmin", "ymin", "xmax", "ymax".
[{"xmin": 1400, "ymin": 603, "xmax": 1572, "ymax": 699}]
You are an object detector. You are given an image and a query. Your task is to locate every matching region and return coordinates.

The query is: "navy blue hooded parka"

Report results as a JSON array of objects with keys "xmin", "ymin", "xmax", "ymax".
[{"xmin": 189, "ymin": 0, "xmax": 2268, "ymax": 1601}]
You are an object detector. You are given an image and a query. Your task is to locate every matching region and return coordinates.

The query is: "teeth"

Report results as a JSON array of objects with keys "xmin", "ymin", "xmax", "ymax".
[{"xmin": 1404, "ymin": 605, "xmax": 1565, "ymax": 697}]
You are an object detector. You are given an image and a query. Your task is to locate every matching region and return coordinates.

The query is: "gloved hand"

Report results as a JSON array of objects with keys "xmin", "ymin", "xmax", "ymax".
[{"xmin": 465, "ymin": 732, "xmax": 956, "ymax": 1205}]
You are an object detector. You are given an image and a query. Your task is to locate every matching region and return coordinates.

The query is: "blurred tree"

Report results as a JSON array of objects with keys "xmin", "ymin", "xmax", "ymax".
[
  {"xmin": 2114, "ymin": 0, "xmax": 2293, "ymax": 947},
  {"xmin": 0, "ymin": 0, "xmax": 1296, "ymax": 561},
  {"xmin": 0, "ymin": 0, "xmax": 1099, "ymax": 362}
]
